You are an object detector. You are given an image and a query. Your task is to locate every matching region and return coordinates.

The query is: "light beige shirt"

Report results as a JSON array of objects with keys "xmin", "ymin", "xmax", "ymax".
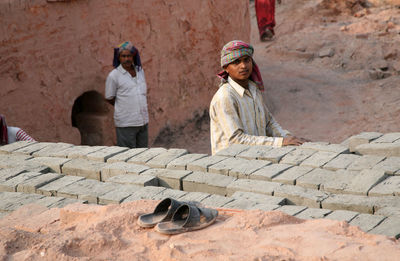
[{"xmin": 210, "ymin": 77, "xmax": 289, "ymax": 154}]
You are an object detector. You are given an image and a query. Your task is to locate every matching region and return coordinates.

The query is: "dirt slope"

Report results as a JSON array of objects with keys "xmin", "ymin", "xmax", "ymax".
[{"xmin": 154, "ymin": 0, "xmax": 400, "ymax": 154}]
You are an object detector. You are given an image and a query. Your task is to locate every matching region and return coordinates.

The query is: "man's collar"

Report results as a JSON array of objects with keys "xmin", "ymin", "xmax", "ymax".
[
  {"xmin": 228, "ymin": 77, "xmax": 257, "ymax": 97},
  {"xmin": 117, "ymin": 64, "xmax": 137, "ymax": 74}
]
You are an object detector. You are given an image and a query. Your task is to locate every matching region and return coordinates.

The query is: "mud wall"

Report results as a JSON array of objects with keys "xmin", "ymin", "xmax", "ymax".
[{"xmin": 0, "ymin": 0, "xmax": 250, "ymax": 145}]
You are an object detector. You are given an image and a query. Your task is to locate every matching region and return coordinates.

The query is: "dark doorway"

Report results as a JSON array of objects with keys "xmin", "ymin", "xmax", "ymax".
[{"xmin": 71, "ymin": 91, "xmax": 110, "ymax": 145}]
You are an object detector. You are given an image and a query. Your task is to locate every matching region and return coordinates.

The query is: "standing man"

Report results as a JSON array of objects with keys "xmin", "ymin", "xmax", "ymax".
[
  {"xmin": 105, "ymin": 41, "xmax": 149, "ymax": 148},
  {"xmin": 255, "ymin": 0, "xmax": 282, "ymax": 41},
  {"xmin": 210, "ymin": 40, "xmax": 308, "ymax": 155}
]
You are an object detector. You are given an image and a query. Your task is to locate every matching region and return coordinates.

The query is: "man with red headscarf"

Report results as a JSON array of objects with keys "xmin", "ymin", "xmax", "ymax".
[
  {"xmin": 255, "ymin": 0, "xmax": 282, "ymax": 41},
  {"xmin": 105, "ymin": 41, "xmax": 149, "ymax": 149},
  {"xmin": 210, "ymin": 40, "xmax": 308, "ymax": 154}
]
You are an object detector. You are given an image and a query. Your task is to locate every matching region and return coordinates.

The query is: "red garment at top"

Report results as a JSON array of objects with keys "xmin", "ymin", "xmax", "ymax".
[{"xmin": 255, "ymin": 0, "xmax": 276, "ymax": 36}]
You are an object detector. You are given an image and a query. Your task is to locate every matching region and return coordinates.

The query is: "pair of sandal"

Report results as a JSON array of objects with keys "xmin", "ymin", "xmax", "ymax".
[{"xmin": 138, "ymin": 198, "xmax": 219, "ymax": 235}]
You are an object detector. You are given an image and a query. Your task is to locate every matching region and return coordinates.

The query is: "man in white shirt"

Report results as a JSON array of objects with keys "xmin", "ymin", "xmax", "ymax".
[{"xmin": 105, "ymin": 41, "xmax": 149, "ymax": 148}]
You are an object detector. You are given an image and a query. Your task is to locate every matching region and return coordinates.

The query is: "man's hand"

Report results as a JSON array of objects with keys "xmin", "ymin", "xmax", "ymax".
[
  {"xmin": 282, "ymin": 136, "xmax": 309, "ymax": 146},
  {"xmin": 277, "ymin": 0, "xmax": 282, "ymax": 4}
]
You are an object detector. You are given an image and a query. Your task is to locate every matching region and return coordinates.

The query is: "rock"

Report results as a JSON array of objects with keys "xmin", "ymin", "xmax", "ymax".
[
  {"xmin": 319, "ymin": 48, "xmax": 335, "ymax": 58},
  {"xmin": 369, "ymin": 69, "xmax": 391, "ymax": 80}
]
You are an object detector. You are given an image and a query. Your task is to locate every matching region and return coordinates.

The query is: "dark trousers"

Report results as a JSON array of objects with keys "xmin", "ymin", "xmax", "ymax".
[{"xmin": 116, "ymin": 124, "xmax": 148, "ymax": 149}]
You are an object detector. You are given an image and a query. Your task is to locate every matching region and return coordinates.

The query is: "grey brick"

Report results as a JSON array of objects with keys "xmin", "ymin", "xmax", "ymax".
[
  {"xmin": 51, "ymin": 145, "xmax": 106, "ymax": 159},
  {"xmin": 226, "ymin": 179, "xmax": 281, "ymax": 197},
  {"xmin": 12, "ymin": 142, "xmax": 54, "ymax": 156},
  {"xmin": 200, "ymin": 194, "xmax": 234, "ymax": 208},
  {"xmin": 355, "ymin": 143, "xmax": 400, "ymax": 157},
  {"xmin": 146, "ymin": 148, "xmax": 188, "ymax": 168},
  {"xmin": 215, "ymin": 144, "xmax": 251, "ymax": 157},
  {"xmin": 105, "ymin": 174, "xmax": 158, "ymax": 187},
  {"xmin": 122, "ymin": 186, "xmax": 166, "ymax": 202},
  {"xmin": 230, "ymin": 191, "xmax": 286, "ymax": 205},
  {"xmin": 37, "ymin": 175, "xmax": 86, "ymax": 196},
  {"xmin": 28, "ymin": 157, "xmax": 72, "ymax": 173},
  {"xmin": 300, "ymin": 142, "xmax": 348, "ymax": 154},
  {"xmin": 178, "ymin": 192, "xmax": 211, "ymax": 202},
  {"xmin": 229, "ymin": 159, "xmax": 271, "ymax": 179},
  {"xmin": 349, "ymin": 214, "xmax": 386, "ymax": 232},
  {"xmin": 186, "ymin": 155, "xmax": 228, "ymax": 172},
  {"xmin": 86, "ymin": 146, "xmax": 129, "ymax": 162},
  {"xmin": 206, "ymin": 157, "xmax": 240, "ymax": 175},
  {"xmin": 321, "ymin": 169, "xmax": 387, "ymax": 195},
  {"xmin": 295, "ymin": 208, "xmax": 332, "ymax": 220},
  {"xmin": 372, "ymin": 156, "xmax": 400, "ymax": 175},
  {"xmin": 48, "ymin": 198, "xmax": 88, "ymax": 208},
  {"xmin": 31, "ymin": 143, "xmax": 74, "ymax": 157},
  {"xmin": 300, "ymin": 151, "xmax": 340, "ymax": 168},
  {"xmin": 321, "ymin": 194, "xmax": 376, "ymax": 214},
  {"xmin": 182, "ymin": 172, "xmax": 236, "ymax": 196},
  {"xmin": 166, "ymin": 153, "xmax": 207, "ymax": 170},
  {"xmin": 348, "ymin": 132, "xmax": 382, "ymax": 152},
  {"xmin": 61, "ymin": 158, "xmax": 107, "ymax": 180},
  {"xmin": 127, "ymin": 148, "xmax": 167, "ymax": 164},
  {"xmin": 141, "ymin": 169, "xmax": 192, "ymax": 190},
  {"xmin": 0, "ymin": 192, "xmax": 44, "ymax": 212},
  {"xmin": 347, "ymin": 155, "xmax": 386, "ymax": 171},
  {"xmin": 222, "ymin": 199, "xmax": 259, "ymax": 210},
  {"xmin": 256, "ymin": 146, "xmax": 296, "ymax": 163},
  {"xmin": 296, "ymin": 168, "xmax": 336, "ymax": 190},
  {"xmin": 323, "ymin": 154, "xmax": 361, "ymax": 171},
  {"xmin": 0, "ymin": 167, "xmax": 28, "ymax": 182},
  {"xmin": 106, "ymin": 148, "xmax": 147, "ymax": 163},
  {"xmin": 371, "ymin": 133, "xmax": 400, "ymax": 143},
  {"xmin": 0, "ymin": 141, "xmax": 37, "ymax": 154},
  {"xmin": 272, "ymin": 166, "xmax": 313, "ymax": 185},
  {"xmin": 325, "ymin": 210, "xmax": 359, "ymax": 222},
  {"xmin": 150, "ymin": 188, "xmax": 188, "ymax": 200},
  {"xmin": 16, "ymin": 173, "xmax": 63, "ymax": 193},
  {"xmin": 374, "ymin": 207, "xmax": 400, "ymax": 217},
  {"xmin": 277, "ymin": 205, "xmax": 307, "ymax": 216},
  {"xmin": 280, "ymin": 148, "xmax": 317, "ymax": 165},
  {"xmin": 100, "ymin": 162, "xmax": 149, "ymax": 181},
  {"xmin": 274, "ymin": 184, "xmax": 329, "ymax": 208},
  {"xmin": 56, "ymin": 179, "xmax": 117, "ymax": 203},
  {"xmin": 236, "ymin": 145, "xmax": 274, "ymax": 160},
  {"xmin": 368, "ymin": 175, "xmax": 400, "ymax": 196},
  {"xmin": 0, "ymin": 172, "xmax": 44, "ymax": 192},
  {"xmin": 98, "ymin": 184, "xmax": 143, "ymax": 204},
  {"xmin": 369, "ymin": 216, "xmax": 400, "ymax": 239},
  {"xmin": 250, "ymin": 163, "xmax": 293, "ymax": 181},
  {"xmin": 0, "ymin": 154, "xmax": 33, "ymax": 168},
  {"xmin": 250, "ymin": 204, "xmax": 281, "ymax": 211}
]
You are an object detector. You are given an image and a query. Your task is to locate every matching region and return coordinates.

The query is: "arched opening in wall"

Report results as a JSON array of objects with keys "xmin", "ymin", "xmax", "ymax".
[{"xmin": 71, "ymin": 91, "xmax": 110, "ymax": 145}]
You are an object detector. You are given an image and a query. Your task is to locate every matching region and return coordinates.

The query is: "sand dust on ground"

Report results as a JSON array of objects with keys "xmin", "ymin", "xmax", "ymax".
[{"xmin": 0, "ymin": 200, "xmax": 399, "ymax": 260}]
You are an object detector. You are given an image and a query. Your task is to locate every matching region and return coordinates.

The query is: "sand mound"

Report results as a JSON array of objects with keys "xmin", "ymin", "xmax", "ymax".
[{"xmin": 1, "ymin": 200, "xmax": 399, "ymax": 260}]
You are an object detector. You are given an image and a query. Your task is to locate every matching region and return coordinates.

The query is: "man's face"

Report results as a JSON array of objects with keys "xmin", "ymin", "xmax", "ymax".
[
  {"xmin": 119, "ymin": 49, "xmax": 133, "ymax": 69},
  {"xmin": 224, "ymin": 55, "xmax": 253, "ymax": 82}
]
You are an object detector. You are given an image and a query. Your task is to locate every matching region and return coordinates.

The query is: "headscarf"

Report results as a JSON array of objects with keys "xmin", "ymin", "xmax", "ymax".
[
  {"xmin": 0, "ymin": 114, "xmax": 8, "ymax": 145},
  {"xmin": 112, "ymin": 41, "xmax": 142, "ymax": 70},
  {"xmin": 217, "ymin": 40, "xmax": 264, "ymax": 91}
]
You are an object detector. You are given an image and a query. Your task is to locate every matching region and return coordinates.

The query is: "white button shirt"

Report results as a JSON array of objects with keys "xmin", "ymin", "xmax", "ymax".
[{"xmin": 105, "ymin": 65, "xmax": 149, "ymax": 127}]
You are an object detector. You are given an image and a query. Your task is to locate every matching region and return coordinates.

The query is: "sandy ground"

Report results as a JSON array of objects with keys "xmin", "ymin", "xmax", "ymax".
[
  {"xmin": 1, "ymin": 201, "xmax": 400, "ymax": 260},
  {"xmin": 154, "ymin": 0, "xmax": 400, "ymax": 154}
]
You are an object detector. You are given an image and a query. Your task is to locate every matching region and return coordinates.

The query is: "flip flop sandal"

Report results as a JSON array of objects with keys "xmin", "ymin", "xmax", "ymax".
[
  {"xmin": 138, "ymin": 197, "xmax": 184, "ymax": 228},
  {"xmin": 155, "ymin": 204, "xmax": 218, "ymax": 235}
]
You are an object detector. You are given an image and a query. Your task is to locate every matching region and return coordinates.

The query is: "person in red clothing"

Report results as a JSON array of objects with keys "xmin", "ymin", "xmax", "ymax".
[{"xmin": 255, "ymin": 0, "xmax": 281, "ymax": 41}]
